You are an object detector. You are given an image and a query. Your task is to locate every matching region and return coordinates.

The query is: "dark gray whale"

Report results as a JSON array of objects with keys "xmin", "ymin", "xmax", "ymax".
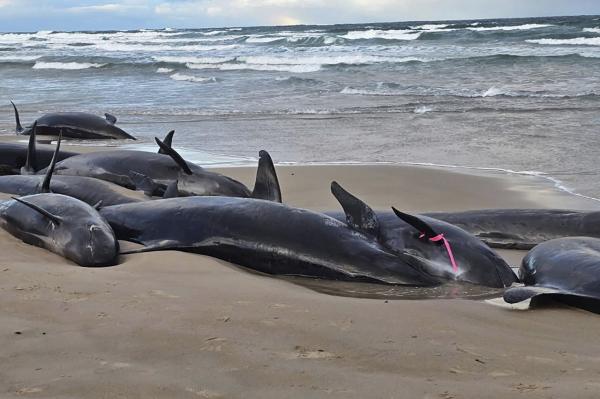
[
  {"xmin": 99, "ymin": 184, "xmax": 445, "ymax": 286},
  {"xmin": 48, "ymin": 141, "xmax": 281, "ymax": 201},
  {"xmin": 424, "ymin": 209, "xmax": 600, "ymax": 250},
  {"xmin": 12, "ymin": 101, "xmax": 136, "ymax": 140},
  {"xmin": 0, "ymin": 131, "xmax": 144, "ymax": 206},
  {"xmin": 0, "ymin": 131, "xmax": 77, "ymax": 174},
  {"xmin": 503, "ymin": 237, "xmax": 600, "ymax": 313},
  {"xmin": 326, "ymin": 185, "xmax": 517, "ymax": 288},
  {"xmin": 0, "ymin": 193, "xmax": 119, "ymax": 266}
]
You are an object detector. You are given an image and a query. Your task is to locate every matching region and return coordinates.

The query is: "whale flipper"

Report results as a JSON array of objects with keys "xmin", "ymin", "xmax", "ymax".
[
  {"xmin": 158, "ymin": 130, "xmax": 175, "ymax": 154},
  {"xmin": 330, "ymin": 181, "xmax": 379, "ymax": 237},
  {"xmin": 251, "ymin": 150, "xmax": 281, "ymax": 203},
  {"xmin": 163, "ymin": 180, "xmax": 179, "ymax": 198},
  {"xmin": 104, "ymin": 113, "xmax": 117, "ymax": 124},
  {"xmin": 154, "ymin": 137, "xmax": 193, "ymax": 175},
  {"xmin": 20, "ymin": 121, "xmax": 38, "ymax": 175},
  {"xmin": 392, "ymin": 207, "xmax": 440, "ymax": 240},
  {"xmin": 130, "ymin": 171, "xmax": 160, "ymax": 196},
  {"xmin": 12, "ymin": 196, "xmax": 63, "ymax": 225}
]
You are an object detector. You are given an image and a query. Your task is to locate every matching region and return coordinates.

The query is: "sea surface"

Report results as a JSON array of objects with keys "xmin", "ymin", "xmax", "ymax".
[{"xmin": 1, "ymin": 15, "xmax": 600, "ymax": 199}]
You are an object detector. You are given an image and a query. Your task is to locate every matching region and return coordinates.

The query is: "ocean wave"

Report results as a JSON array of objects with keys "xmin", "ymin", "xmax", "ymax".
[
  {"xmin": 583, "ymin": 27, "xmax": 600, "ymax": 34},
  {"xmin": 527, "ymin": 37, "xmax": 600, "ymax": 46},
  {"xmin": 169, "ymin": 73, "xmax": 218, "ymax": 83},
  {"xmin": 414, "ymin": 105, "xmax": 433, "ymax": 114},
  {"xmin": 468, "ymin": 23, "xmax": 553, "ymax": 31},
  {"xmin": 245, "ymin": 36, "xmax": 282, "ymax": 43},
  {"xmin": 93, "ymin": 43, "xmax": 239, "ymax": 52},
  {"xmin": 156, "ymin": 67, "xmax": 174, "ymax": 73},
  {"xmin": 237, "ymin": 55, "xmax": 425, "ymax": 66},
  {"xmin": 187, "ymin": 63, "xmax": 321, "ymax": 73},
  {"xmin": 0, "ymin": 55, "xmax": 41, "ymax": 61},
  {"xmin": 32, "ymin": 61, "xmax": 105, "ymax": 70},
  {"xmin": 154, "ymin": 55, "xmax": 234, "ymax": 64},
  {"xmin": 341, "ymin": 29, "xmax": 422, "ymax": 40}
]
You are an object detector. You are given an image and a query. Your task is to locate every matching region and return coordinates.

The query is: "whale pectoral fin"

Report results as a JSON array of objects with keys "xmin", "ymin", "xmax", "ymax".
[
  {"xmin": 392, "ymin": 207, "xmax": 439, "ymax": 240},
  {"xmin": 129, "ymin": 171, "xmax": 160, "ymax": 196},
  {"xmin": 154, "ymin": 136, "xmax": 193, "ymax": 175},
  {"xmin": 503, "ymin": 286, "xmax": 561, "ymax": 304},
  {"xmin": 158, "ymin": 130, "xmax": 175, "ymax": 154},
  {"xmin": 163, "ymin": 180, "xmax": 179, "ymax": 198},
  {"xmin": 330, "ymin": 181, "xmax": 380, "ymax": 238},
  {"xmin": 104, "ymin": 113, "xmax": 117, "ymax": 124},
  {"xmin": 12, "ymin": 196, "xmax": 63, "ymax": 225},
  {"xmin": 93, "ymin": 200, "xmax": 103, "ymax": 210},
  {"xmin": 252, "ymin": 150, "xmax": 282, "ymax": 203}
]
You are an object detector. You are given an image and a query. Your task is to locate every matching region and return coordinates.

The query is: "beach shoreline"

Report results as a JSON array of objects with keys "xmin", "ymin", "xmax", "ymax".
[{"xmin": 2, "ymin": 162, "xmax": 600, "ymax": 398}]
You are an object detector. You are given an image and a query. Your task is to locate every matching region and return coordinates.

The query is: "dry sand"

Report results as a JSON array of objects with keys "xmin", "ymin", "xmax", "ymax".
[{"xmin": 2, "ymin": 163, "xmax": 600, "ymax": 398}]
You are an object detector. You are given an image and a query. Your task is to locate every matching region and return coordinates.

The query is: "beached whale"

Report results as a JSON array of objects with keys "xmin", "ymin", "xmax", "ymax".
[
  {"xmin": 0, "ymin": 131, "xmax": 145, "ymax": 206},
  {"xmin": 0, "ymin": 193, "xmax": 119, "ymax": 266},
  {"xmin": 423, "ymin": 208, "xmax": 600, "ymax": 250},
  {"xmin": 100, "ymin": 183, "xmax": 445, "ymax": 286},
  {"xmin": 0, "ymin": 128, "xmax": 77, "ymax": 174},
  {"xmin": 11, "ymin": 101, "xmax": 136, "ymax": 140},
  {"xmin": 503, "ymin": 237, "xmax": 600, "ymax": 313},
  {"xmin": 47, "ymin": 139, "xmax": 281, "ymax": 201},
  {"xmin": 326, "ymin": 184, "xmax": 517, "ymax": 287}
]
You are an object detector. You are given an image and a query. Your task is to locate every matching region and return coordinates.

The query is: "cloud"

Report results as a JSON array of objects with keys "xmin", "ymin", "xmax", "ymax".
[
  {"xmin": 0, "ymin": 0, "xmax": 12, "ymax": 7},
  {"xmin": 66, "ymin": 3, "xmax": 144, "ymax": 13}
]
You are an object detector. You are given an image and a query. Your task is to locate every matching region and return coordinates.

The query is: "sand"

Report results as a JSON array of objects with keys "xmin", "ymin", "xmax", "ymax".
[{"xmin": 2, "ymin": 163, "xmax": 600, "ymax": 398}]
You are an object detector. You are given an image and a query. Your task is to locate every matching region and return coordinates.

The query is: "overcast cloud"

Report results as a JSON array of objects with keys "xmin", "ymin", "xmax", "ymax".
[{"xmin": 0, "ymin": 0, "xmax": 598, "ymax": 31}]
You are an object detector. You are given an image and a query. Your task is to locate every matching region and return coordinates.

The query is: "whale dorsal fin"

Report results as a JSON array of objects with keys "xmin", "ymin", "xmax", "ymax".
[
  {"xmin": 12, "ymin": 196, "xmax": 63, "ymax": 225},
  {"xmin": 391, "ymin": 207, "xmax": 439, "ymax": 239},
  {"xmin": 11, "ymin": 101, "xmax": 23, "ymax": 133},
  {"xmin": 252, "ymin": 150, "xmax": 282, "ymax": 203},
  {"xmin": 163, "ymin": 180, "xmax": 179, "ymax": 198},
  {"xmin": 21, "ymin": 121, "xmax": 38, "ymax": 175},
  {"xmin": 331, "ymin": 181, "xmax": 379, "ymax": 237},
  {"xmin": 40, "ymin": 130, "xmax": 62, "ymax": 193},
  {"xmin": 104, "ymin": 113, "xmax": 117, "ymax": 124},
  {"xmin": 154, "ymin": 137, "xmax": 193, "ymax": 175},
  {"xmin": 158, "ymin": 130, "xmax": 175, "ymax": 154}
]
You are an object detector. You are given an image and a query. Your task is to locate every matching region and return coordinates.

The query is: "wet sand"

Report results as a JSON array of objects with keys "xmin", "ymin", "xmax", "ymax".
[{"xmin": 2, "ymin": 163, "xmax": 600, "ymax": 398}]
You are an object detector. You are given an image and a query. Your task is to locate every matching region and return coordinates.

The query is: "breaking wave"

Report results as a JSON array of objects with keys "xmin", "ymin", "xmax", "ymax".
[{"xmin": 32, "ymin": 61, "xmax": 105, "ymax": 70}]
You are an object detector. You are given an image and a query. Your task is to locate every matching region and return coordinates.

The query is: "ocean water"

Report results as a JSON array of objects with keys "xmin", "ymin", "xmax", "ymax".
[{"xmin": 1, "ymin": 15, "xmax": 600, "ymax": 199}]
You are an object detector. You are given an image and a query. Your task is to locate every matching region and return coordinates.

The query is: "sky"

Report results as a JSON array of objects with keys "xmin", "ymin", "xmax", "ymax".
[{"xmin": 0, "ymin": 0, "xmax": 599, "ymax": 32}]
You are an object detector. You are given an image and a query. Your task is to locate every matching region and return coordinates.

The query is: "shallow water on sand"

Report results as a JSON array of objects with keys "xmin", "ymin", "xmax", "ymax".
[{"xmin": 281, "ymin": 277, "xmax": 505, "ymax": 300}]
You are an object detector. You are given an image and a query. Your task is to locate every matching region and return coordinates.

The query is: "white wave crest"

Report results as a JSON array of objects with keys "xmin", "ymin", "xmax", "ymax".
[
  {"xmin": 155, "ymin": 55, "xmax": 234, "ymax": 64},
  {"xmin": 187, "ymin": 63, "xmax": 321, "ymax": 73},
  {"xmin": 170, "ymin": 73, "xmax": 217, "ymax": 83},
  {"xmin": 0, "ymin": 55, "xmax": 41, "ymax": 61},
  {"xmin": 414, "ymin": 105, "xmax": 433, "ymax": 114},
  {"xmin": 583, "ymin": 27, "xmax": 600, "ymax": 34},
  {"xmin": 482, "ymin": 86, "xmax": 506, "ymax": 97},
  {"xmin": 32, "ymin": 61, "xmax": 105, "ymax": 70},
  {"xmin": 341, "ymin": 29, "xmax": 422, "ymax": 40},
  {"xmin": 156, "ymin": 67, "xmax": 174, "ymax": 73},
  {"xmin": 468, "ymin": 23, "xmax": 553, "ymax": 31},
  {"xmin": 245, "ymin": 36, "xmax": 281, "ymax": 43},
  {"xmin": 527, "ymin": 37, "xmax": 600, "ymax": 46}
]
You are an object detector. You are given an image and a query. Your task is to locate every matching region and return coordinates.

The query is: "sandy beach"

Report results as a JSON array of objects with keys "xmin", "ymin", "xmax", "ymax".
[{"xmin": 1, "ymin": 162, "xmax": 600, "ymax": 398}]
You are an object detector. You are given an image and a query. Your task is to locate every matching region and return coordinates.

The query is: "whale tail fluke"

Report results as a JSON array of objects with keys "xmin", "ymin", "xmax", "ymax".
[
  {"xmin": 20, "ymin": 121, "xmax": 38, "ymax": 175},
  {"xmin": 252, "ymin": 150, "xmax": 282, "ymax": 203},
  {"xmin": 158, "ymin": 130, "xmax": 175, "ymax": 154},
  {"xmin": 10, "ymin": 101, "xmax": 24, "ymax": 134},
  {"xmin": 40, "ymin": 129, "xmax": 63, "ymax": 193}
]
